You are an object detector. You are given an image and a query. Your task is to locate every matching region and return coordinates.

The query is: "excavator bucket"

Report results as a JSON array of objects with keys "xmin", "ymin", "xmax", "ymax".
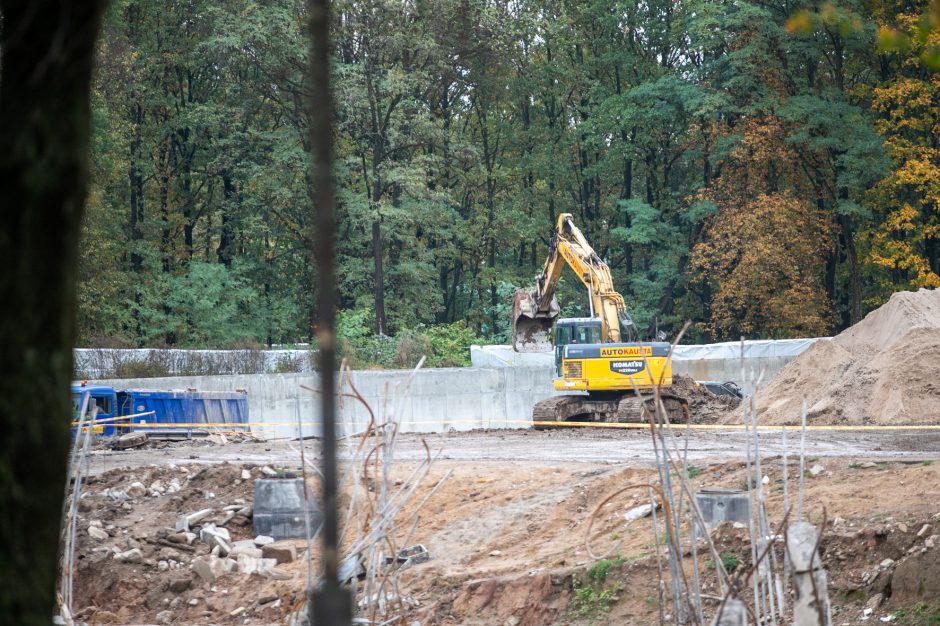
[{"xmin": 511, "ymin": 289, "xmax": 559, "ymax": 352}]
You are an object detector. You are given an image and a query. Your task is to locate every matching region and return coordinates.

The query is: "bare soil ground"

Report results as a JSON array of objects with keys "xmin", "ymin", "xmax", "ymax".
[
  {"xmin": 82, "ymin": 426, "xmax": 940, "ymax": 475},
  {"xmin": 69, "ymin": 430, "xmax": 940, "ymax": 626}
]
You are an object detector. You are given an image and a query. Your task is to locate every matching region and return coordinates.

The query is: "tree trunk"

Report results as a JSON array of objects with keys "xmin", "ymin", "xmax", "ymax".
[
  {"xmin": 621, "ymin": 128, "xmax": 634, "ymax": 276},
  {"xmin": 840, "ymin": 214, "xmax": 862, "ymax": 325},
  {"xmin": 926, "ymin": 234, "xmax": 939, "ymax": 278},
  {"xmin": 218, "ymin": 171, "xmax": 235, "ymax": 266},
  {"xmin": 0, "ymin": 2, "xmax": 108, "ymax": 624},
  {"xmin": 372, "ymin": 219, "xmax": 386, "ymax": 335},
  {"xmin": 129, "ymin": 101, "xmax": 144, "ymax": 273}
]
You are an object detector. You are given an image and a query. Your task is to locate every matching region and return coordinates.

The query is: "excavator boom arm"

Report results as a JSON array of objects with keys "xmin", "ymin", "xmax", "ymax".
[{"xmin": 512, "ymin": 213, "xmax": 628, "ymax": 351}]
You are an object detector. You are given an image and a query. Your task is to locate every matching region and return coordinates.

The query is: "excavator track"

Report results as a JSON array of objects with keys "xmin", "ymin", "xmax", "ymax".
[{"xmin": 532, "ymin": 392, "xmax": 690, "ymax": 429}]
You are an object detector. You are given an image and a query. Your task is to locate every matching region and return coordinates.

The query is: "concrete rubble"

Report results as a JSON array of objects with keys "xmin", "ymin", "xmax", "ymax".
[
  {"xmin": 87, "ymin": 524, "xmax": 109, "ymax": 541},
  {"xmin": 200, "ymin": 523, "xmax": 232, "ymax": 556},
  {"xmin": 114, "ymin": 548, "xmax": 143, "ymax": 563},
  {"xmin": 176, "ymin": 508, "xmax": 214, "ymax": 532},
  {"xmin": 261, "ymin": 542, "xmax": 296, "ymax": 564},
  {"xmin": 624, "ymin": 503, "xmax": 656, "ymax": 522},
  {"xmin": 126, "ymin": 481, "xmax": 147, "ymax": 498}
]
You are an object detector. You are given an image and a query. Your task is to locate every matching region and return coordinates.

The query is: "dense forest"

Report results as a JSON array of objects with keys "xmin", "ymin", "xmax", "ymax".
[{"xmin": 78, "ymin": 0, "xmax": 940, "ymax": 351}]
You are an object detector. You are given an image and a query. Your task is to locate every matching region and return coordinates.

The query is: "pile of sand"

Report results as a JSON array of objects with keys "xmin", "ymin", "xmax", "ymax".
[{"xmin": 750, "ymin": 288, "xmax": 940, "ymax": 425}]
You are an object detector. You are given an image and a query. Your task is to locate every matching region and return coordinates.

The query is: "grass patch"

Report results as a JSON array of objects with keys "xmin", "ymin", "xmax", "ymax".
[
  {"xmin": 587, "ymin": 557, "xmax": 626, "ymax": 584},
  {"xmin": 686, "ymin": 465, "xmax": 702, "ymax": 479},
  {"xmin": 707, "ymin": 552, "xmax": 741, "ymax": 572},
  {"xmin": 568, "ymin": 558, "xmax": 626, "ymax": 620},
  {"xmin": 894, "ymin": 601, "xmax": 940, "ymax": 625},
  {"xmin": 922, "ymin": 460, "xmax": 934, "ymax": 467}
]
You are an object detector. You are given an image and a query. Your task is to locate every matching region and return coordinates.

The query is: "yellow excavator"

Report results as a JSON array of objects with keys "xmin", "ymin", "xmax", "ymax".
[{"xmin": 511, "ymin": 213, "xmax": 690, "ymax": 424}]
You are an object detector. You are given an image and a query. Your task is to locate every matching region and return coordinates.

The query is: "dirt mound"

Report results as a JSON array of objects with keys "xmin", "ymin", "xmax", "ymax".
[
  {"xmin": 669, "ymin": 374, "xmax": 742, "ymax": 422},
  {"xmin": 752, "ymin": 288, "xmax": 940, "ymax": 425}
]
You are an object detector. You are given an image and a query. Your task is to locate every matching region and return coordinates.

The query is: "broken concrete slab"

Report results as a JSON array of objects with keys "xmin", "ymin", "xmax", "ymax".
[
  {"xmin": 200, "ymin": 523, "xmax": 231, "ymax": 544},
  {"xmin": 88, "ymin": 526, "xmax": 109, "ymax": 541},
  {"xmin": 624, "ymin": 503, "xmax": 656, "ymax": 522},
  {"xmin": 167, "ymin": 575, "xmax": 192, "ymax": 593},
  {"xmin": 231, "ymin": 546, "xmax": 263, "ymax": 559},
  {"xmin": 191, "ymin": 558, "xmax": 215, "ymax": 584},
  {"xmin": 176, "ymin": 508, "xmax": 214, "ymax": 532},
  {"xmin": 114, "ymin": 548, "xmax": 143, "ymax": 563},
  {"xmin": 166, "ymin": 531, "xmax": 197, "ymax": 545},
  {"xmin": 261, "ymin": 542, "xmax": 296, "ymax": 564},
  {"xmin": 235, "ymin": 554, "xmax": 278, "ymax": 576},
  {"xmin": 231, "ymin": 539, "xmax": 257, "ymax": 551}
]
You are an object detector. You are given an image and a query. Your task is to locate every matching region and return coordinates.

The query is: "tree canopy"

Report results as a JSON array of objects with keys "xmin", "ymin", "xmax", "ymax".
[{"xmin": 79, "ymin": 0, "xmax": 940, "ymax": 348}]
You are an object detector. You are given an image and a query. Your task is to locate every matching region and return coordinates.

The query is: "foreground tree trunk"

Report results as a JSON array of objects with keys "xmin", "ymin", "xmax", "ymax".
[{"xmin": 0, "ymin": 1, "xmax": 108, "ymax": 623}]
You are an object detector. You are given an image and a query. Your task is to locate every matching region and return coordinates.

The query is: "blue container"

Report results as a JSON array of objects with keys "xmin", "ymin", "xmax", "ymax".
[
  {"xmin": 120, "ymin": 389, "xmax": 249, "ymax": 435},
  {"xmin": 71, "ymin": 384, "xmax": 249, "ymax": 437}
]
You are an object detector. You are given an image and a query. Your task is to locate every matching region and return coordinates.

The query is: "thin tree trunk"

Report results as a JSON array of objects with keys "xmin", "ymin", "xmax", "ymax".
[
  {"xmin": 372, "ymin": 219, "xmax": 386, "ymax": 335},
  {"xmin": 840, "ymin": 214, "xmax": 862, "ymax": 325},
  {"xmin": 0, "ymin": 2, "xmax": 108, "ymax": 624},
  {"xmin": 218, "ymin": 171, "xmax": 235, "ymax": 266}
]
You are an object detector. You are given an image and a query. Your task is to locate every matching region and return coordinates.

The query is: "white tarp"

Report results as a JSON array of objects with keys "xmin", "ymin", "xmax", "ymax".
[
  {"xmin": 671, "ymin": 338, "xmax": 827, "ymax": 360},
  {"xmin": 471, "ymin": 338, "xmax": 827, "ymax": 368}
]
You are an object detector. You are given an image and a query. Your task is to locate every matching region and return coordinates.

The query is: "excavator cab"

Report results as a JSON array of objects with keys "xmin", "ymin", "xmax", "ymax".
[{"xmin": 553, "ymin": 318, "xmax": 602, "ymax": 376}]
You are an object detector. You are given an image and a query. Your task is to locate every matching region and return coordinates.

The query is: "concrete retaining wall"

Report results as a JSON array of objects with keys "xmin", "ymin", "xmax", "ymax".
[
  {"xmin": 97, "ymin": 367, "xmax": 557, "ymax": 439},
  {"xmin": 472, "ymin": 339, "xmax": 823, "ymax": 396},
  {"xmin": 97, "ymin": 340, "xmax": 813, "ymax": 438}
]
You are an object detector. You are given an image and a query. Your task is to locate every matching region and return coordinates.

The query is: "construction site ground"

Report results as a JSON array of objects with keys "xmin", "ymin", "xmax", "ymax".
[{"xmin": 70, "ymin": 428, "xmax": 940, "ymax": 626}]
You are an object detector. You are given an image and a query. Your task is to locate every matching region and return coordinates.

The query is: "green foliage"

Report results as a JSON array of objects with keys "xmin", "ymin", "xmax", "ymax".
[
  {"xmin": 720, "ymin": 552, "xmax": 741, "ymax": 572},
  {"xmin": 569, "ymin": 560, "xmax": 623, "ymax": 620},
  {"xmin": 707, "ymin": 552, "xmax": 741, "ymax": 572},
  {"xmin": 337, "ymin": 310, "xmax": 485, "ymax": 369},
  {"xmin": 419, "ymin": 322, "xmax": 484, "ymax": 368},
  {"xmin": 686, "ymin": 466, "xmax": 702, "ymax": 479},
  {"xmin": 77, "ymin": 0, "xmax": 933, "ymax": 350},
  {"xmin": 893, "ymin": 601, "xmax": 940, "ymax": 626},
  {"xmin": 586, "ymin": 557, "xmax": 627, "ymax": 585}
]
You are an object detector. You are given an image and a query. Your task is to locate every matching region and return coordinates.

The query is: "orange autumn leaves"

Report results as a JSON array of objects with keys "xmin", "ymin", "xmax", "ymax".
[
  {"xmin": 689, "ymin": 119, "xmax": 835, "ymax": 339},
  {"xmin": 865, "ymin": 15, "xmax": 940, "ymax": 294}
]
